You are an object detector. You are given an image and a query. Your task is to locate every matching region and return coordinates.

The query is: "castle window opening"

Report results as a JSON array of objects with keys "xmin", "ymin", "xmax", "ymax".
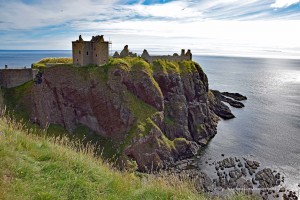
[
  {"xmin": 86, "ymin": 51, "xmax": 89, "ymax": 55},
  {"xmin": 79, "ymin": 50, "xmax": 81, "ymax": 54},
  {"xmin": 96, "ymin": 54, "xmax": 97, "ymax": 57}
]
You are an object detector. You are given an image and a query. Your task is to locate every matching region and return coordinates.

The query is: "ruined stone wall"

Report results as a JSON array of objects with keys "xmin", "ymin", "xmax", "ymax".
[
  {"xmin": 0, "ymin": 69, "xmax": 38, "ymax": 88},
  {"xmin": 114, "ymin": 47, "xmax": 192, "ymax": 63},
  {"xmin": 142, "ymin": 55, "xmax": 192, "ymax": 63},
  {"xmin": 73, "ymin": 42, "xmax": 93, "ymax": 66},
  {"xmin": 72, "ymin": 42, "xmax": 84, "ymax": 66},
  {"xmin": 92, "ymin": 42, "xmax": 109, "ymax": 65},
  {"xmin": 82, "ymin": 42, "xmax": 93, "ymax": 66},
  {"xmin": 141, "ymin": 49, "xmax": 192, "ymax": 63}
]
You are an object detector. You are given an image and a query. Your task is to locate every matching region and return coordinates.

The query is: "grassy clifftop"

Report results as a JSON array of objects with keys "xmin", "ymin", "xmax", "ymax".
[{"xmin": 32, "ymin": 57, "xmax": 72, "ymax": 69}]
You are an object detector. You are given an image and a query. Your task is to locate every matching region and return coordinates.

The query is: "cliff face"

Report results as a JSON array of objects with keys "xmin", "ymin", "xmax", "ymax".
[{"xmin": 21, "ymin": 58, "xmax": 222, "ymax": 171}]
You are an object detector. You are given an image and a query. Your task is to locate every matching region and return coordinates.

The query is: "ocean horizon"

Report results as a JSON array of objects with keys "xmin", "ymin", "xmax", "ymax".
[{"xmin": 1, "ymin": 50, "xmax": 300, "ymax": 69}]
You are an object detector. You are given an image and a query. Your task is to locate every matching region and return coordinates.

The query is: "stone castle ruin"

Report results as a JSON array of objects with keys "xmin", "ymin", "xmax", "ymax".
[
  {"xmin": 0, "ymin": 34, "xmax": 193, "ymax": 88},
  {"xmin": 72, "ymin": 35, "xmax": 192, "ymax": 66},
  {"xmin": 72, "ymin": 35, "xmax": 110, "ymax": 66},
  {"xmin": 113, "ymin": 45, "xmax": 192, "ymax": 63}
]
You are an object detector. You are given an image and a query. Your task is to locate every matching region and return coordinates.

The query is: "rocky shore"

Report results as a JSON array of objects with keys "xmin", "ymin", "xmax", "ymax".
[
  {"xmin": 211, "ymin": 90, "xmax": 246, "ymax": 108},
  {"xmin": 208, "ymin": 90, "xmax": 247, "ymax": 120},
  {"xmin": 165, "ymin": 156, "xmax": 299, "ymax": 199}
]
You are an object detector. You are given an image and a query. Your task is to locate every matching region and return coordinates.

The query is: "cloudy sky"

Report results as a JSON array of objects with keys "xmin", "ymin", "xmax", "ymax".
[{"xmin": 0, "ymin": 0, "xmax": 300, "ymax": 58}]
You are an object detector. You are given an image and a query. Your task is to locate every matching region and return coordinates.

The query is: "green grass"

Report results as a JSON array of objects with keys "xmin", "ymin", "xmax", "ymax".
[
  {"xmin": 152, "ymin": 59, "xmax": 201, "ymax": 75},
  {"xmin": 2, "ymin": 81, "xmax": 34, "ymax": 120},
  {"xmin": 0, "ymin": 115, "xmax": 259, "ymax": 200},
  {"xmin": 32, "ymin": 57, "xmax": 72, "ymax": 69},
  {"xmin": 0, "ymin": 114, "xmax": 253, "ymax": 200},
  {"xmin": 120, "ymin": 91, "xmax": 159, "ymax": 152},
  {"xmin": 36, "ymin": 58, "xmax": 73, "ymax": 64},
  {"xmin": 0, "ymin": 115, "xmax": 200, "ymax": 200}
]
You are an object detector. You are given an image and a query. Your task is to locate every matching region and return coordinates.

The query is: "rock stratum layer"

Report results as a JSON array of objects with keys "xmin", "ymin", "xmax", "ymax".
[{"xmin": 6, "ymin": 58, "xmax": 234, "ymax": 171}]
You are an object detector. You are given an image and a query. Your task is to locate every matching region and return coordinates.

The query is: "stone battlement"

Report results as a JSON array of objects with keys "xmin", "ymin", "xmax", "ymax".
[
  {"xmin": 0, "ymin": 68, "xmax": 38, "ymax": 88},
  {"xmin": 113, "ymin": 45, "xmax": 192, "ymax": 63}
]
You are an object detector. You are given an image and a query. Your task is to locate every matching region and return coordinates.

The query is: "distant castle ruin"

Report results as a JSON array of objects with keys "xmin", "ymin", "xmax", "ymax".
[
  {"xmin": 113, "ymin": 45, "xmax": 192, "ymax": 63},
  {"xmin": 0, "ymin": 35, "xmax": 193, "ymax": 89},
  {"xmin": 72, "ymin": 35, "xmax": 110, "ymax": 66},
  {"xmin": 71, "ymin": 35, "xmax": 192, "ymax": 66}
]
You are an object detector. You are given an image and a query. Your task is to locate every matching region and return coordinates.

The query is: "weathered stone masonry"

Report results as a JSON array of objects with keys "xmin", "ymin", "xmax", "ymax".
[
  {"xmin": 0, "ymin": 69, "xmax": 38, "ymax": 88},
  {"xmin": 72, "ymin": 35, "xmax": 110, "ymax": 66},
  {"xmin": 141, "ymin": 49, "xmax": 192, "ymax": 63},
  {"xmin": 113, "ymin": 45, "xmax": 192, "ymax": 63}
]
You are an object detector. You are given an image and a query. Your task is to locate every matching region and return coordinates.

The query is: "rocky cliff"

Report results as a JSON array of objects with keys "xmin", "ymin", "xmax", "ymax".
[{"xmin": 5, "ymin": 58, "xmax": 232, "ymax": 171}]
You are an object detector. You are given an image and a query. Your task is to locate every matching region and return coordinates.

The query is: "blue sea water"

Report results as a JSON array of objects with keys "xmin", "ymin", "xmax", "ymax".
[
  {"xmin": 0, "ymin": 50, "xmax": 71, "ymax": 68},
  {"xmin": 0, "ymin": 50, "xmax": 299, "ymax": 189},
  {"xmin": 193, "ymin": 55, "xmax": 300, "ymax": 191}
]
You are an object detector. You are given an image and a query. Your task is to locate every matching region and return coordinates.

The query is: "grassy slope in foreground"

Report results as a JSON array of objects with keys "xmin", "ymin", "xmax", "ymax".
[
  {"xmin": 0, "ymin": 115, "xmax": 257, "ymax": 200},
  {"xmin": 0, "ymin": 115, "xmax": 200, "ymax": 200}
]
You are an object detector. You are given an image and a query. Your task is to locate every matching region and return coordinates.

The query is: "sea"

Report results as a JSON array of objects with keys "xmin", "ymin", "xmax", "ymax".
[
  {"xmin": 193, "ymin": 55, "xmax": 300, "ymax": 191},
  {"xmin": 1, "ymin": 50, "xmax": 299, "ymax": 190},
  {"xmin": 0, "ymin": 50, "xmax": 72, "ymax": 68}
]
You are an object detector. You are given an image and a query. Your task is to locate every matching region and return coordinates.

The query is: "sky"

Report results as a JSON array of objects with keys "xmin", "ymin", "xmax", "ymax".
[{"xmin": 0, "ymin": 0, "xmax": 300, "ymax": 58}]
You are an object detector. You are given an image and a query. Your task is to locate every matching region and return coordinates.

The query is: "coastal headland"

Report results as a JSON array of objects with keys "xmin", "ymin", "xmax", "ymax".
[{"xmin": 0, "ymin": 35, "xmax": 298, "ymax": 199}]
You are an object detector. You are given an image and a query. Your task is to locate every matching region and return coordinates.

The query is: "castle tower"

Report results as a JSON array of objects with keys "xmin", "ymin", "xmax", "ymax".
[
  {"xmin": 72, "ymin": 35, "xmax": 109, "ymax": 66},
  {"xmin": 186, "ymin": 49, "xmax": 192, "ymax": 60},
  {"xmin": 181, "ymin": 49, "xmax": 186, "ymax": 56}
]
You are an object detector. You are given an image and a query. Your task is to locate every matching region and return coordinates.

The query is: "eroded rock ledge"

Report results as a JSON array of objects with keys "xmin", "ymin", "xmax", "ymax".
[{"xmin": 211, "ymin": 90, "xmax": 247, "ymax": 109}]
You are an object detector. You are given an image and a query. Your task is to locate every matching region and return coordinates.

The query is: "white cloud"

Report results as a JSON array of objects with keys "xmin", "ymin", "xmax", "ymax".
[
  {"xmin": 271, "ymin": 0, "xmax": 300, "ymax": 8},
  {"xmin": 0, "ymin": 0, "xmax": 120, "ymax": 30},
  {"xmin": 125, "ymin": 1, "xmax": 202, "ymax": 19},
  {"xmin": 68, "ymin": 19, "xmax": 300, "ymax": 58},
  {"xmin": 0, "ymin": 0, "xmax": 300, "ymax": 58},
  {"xmin": 1, "ymin": 0, "xmax": 300, "ymax": 31}
]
